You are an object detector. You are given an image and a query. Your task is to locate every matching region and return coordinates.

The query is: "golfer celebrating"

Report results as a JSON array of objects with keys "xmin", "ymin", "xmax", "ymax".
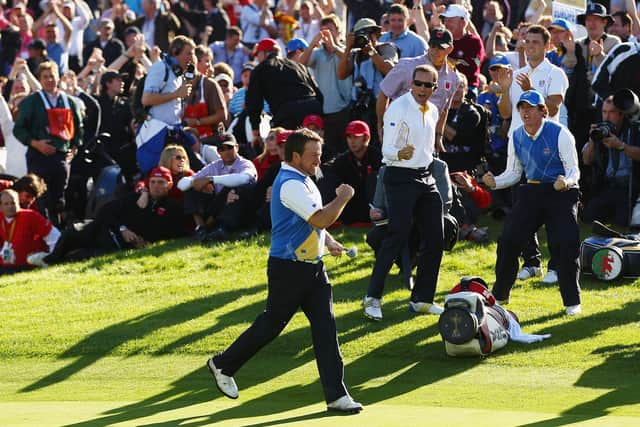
[{"xmin": 207, "ymin": 128, "xmax": 363, "ymax": 414}]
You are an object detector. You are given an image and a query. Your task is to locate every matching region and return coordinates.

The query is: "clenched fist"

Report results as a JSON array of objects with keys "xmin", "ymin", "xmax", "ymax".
[
  {"xmin": 482, "ymin": 171, "xmax": 496, "ymax": 189},
  {"xmin": 553, "ymin": 175, "xmax": 569, "ymax": 191},
  {"xmin": 336, "ymin": 183, "xmax": 355, "ymax": 200},
  {"xmin": 398, "ymin": 144, "xmax": 415, "ymax": 161}
]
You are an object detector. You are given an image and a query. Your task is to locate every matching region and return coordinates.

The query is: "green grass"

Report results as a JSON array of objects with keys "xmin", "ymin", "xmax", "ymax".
[{"xmin": 1, "ymin": 224, "xmax": 639, "ymax": 426}]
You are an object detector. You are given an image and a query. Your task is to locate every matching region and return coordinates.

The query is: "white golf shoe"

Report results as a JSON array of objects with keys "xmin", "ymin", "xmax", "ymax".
[
  {"xmin": 207, "ymin": 358, "xmax": 238, "ymax": 399},
  {"xmin": 541, "ymin": 269, "xmax": 558, "ymax": 284},
  {"xmin": 363, "ymin": 296, "xmax": 382, "ymax": 321},
  {"xmin": 408, "ymin": 301, "xmax": 444, "ymax": 315},
  {"xmin": 327, "ymin": 394, "xmax": 363, "ymax": 414},
  {"xmin": 565, "ymin": 304, "xmax": 582, "ymax": 316}
]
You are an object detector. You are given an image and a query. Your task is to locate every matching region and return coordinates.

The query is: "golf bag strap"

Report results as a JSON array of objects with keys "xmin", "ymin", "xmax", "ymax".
[{"xmin": 450, "ymin": 276, "xmax": 496, "ymax": 306}]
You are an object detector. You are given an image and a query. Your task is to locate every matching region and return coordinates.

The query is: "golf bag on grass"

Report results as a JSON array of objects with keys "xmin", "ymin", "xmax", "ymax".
[
  {"xmin": 438, "ymin": 277, "xmax": 551, "ymax": 357},
  {"xmin": 580, "ymin": 221, "xmax": 640, "ymax": 281}
]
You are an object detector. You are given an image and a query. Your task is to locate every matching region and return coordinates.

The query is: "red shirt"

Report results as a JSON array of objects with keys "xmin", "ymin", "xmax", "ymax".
[
  {"xmin": 0, "ymin": 210, "xmax": 51, "ymax": 267},
  {"xmin": 254, "ymin": 154, "xmax": 280, "ymax": 180},
  {"xmin": 452, "ymin": 32, "xmax": 485, "ymax": 88}
]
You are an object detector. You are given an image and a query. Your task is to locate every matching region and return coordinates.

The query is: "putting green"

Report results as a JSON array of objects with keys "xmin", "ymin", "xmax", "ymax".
[{"xmin": 1, "ymin": 355, "xmax": 638, "ymax": 426}]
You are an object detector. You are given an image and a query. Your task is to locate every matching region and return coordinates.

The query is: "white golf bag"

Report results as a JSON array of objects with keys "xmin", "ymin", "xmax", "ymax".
[{"xmin": 438, "ymin": 277, "xmax": 511, "ymax": 357}]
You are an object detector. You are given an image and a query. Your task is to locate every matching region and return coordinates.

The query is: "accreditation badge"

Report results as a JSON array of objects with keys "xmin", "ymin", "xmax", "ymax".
[{"xmin": 1, "ymin": 241, "xmax": 15, "ymax": 265}]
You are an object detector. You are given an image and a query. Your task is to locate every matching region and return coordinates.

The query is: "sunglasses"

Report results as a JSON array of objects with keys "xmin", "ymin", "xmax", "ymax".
[
  {"xmin": 217, "ymin": 144, "xmax": 235, "ymax": 151},
  {"xmin": 413, "ymin": 80, "xmax": 437, "ymax": 89},
  {"xmin": 174, "ymin": 155, "xmax": 186, "ymax": 160}
]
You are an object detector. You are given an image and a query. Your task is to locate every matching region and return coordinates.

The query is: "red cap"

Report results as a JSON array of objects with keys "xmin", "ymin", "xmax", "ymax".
[
  {"xmin": 148, "ymin": 166, "xmax": 173, "ymax": 184},
  {"xmin": 276, "ymin": 129, "xmax": 293, "ymax": 144},
  {"xmin": 345, "ymin": 120, "xmax": 370, "ymax": 137},
  {"xmin": 254, "ymin": 38, "xmax": 278, "ymax": 54},
  {"xmin": 302, "ymin": 114, "xmax": 324, "ymax": 129}
]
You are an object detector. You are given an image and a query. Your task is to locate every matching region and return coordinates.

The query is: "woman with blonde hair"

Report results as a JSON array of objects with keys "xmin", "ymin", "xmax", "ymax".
[
  {"xmin": 253, "ymin": 127, "xmax": 285, "ymax": 180},
  {"xmin": 136, "ymin": 145, "xmax": 194, "ymax": 203}
]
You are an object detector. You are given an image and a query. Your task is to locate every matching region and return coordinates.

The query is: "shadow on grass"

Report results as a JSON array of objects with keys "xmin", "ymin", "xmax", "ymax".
[
  {"xmin": 20, "ymin": 283, "xmax": 267, "ymax": 393},
  {"xmin": 517, "ymin": 342, "xmax": 640, "ymax": 427}
]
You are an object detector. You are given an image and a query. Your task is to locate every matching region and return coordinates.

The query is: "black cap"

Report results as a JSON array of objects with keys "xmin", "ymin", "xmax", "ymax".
[
  {"xmin": 428, "ymin": 28, "xmax": 453, "ymax": 48},
  {"xmin": 218, "ymin": 133, "xmax": 238, "ymax": 146},
  {"xmin": 28, "ymin": 39, "xmax": 47, "ymax": 50},
  {"xmin": 100, "ymin": 70, "xmax": 128, "ymax": 86},
  {"xmin": 124, "ymin": 26, "xmax": 141, "ymax": 36},
  {"xmin": 577, "ymin": 3, "xmax": 613, "ymax": 26}
]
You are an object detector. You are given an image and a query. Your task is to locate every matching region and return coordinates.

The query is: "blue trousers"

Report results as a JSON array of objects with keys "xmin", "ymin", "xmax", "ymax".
[
  {"xmin": 493, "ymin": 184, "xmax": 581, "ymax": 306},
  {"xmin": 368, "ymin": 166, "xmax": 444, "ymax": 303}
]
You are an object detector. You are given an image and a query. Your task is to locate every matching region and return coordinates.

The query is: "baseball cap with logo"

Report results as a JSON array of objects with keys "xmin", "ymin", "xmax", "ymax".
[
  {"xmin": 149, "ymin": 167, "xmax": 173, "ymax": 183},
  {"xmin": 302, "ymin": 114, "xmax": 324, "ymax": 129},
  {"xmin": 488, "ymin": 54, "xmax": 511, "ymax": 69},
  {"xmin": 429, "ymin": 28, "xmax": 453, "ymax": 48},
  {"xmin": 254, "ymin": 38, "xmax": 278, "ymax": 54},
  {"xmin": 549, "ymin": 18, "xmax": 572, "ymax": 33},
  {"xmin": 440, "ymin": 4, "xmax": 470, "ymax": 21},
  {"xmin": 345, "ymin": 120, "xmax": 370, "ymax": 137},
  {"xmin": 517, "ymin": 90, "xmax": 545, "ymax": 108}
]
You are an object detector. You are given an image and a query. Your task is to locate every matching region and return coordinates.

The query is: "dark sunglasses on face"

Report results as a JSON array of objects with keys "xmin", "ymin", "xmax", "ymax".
[
  {"xmin": 218, "ymin": 145, "xmax": 235, "ymax": 151},
  {"xmin": 174, "ymin": 155, "xmax": 186, "ymax": 160},
  {"xmin": 413, "ymin": 80, "xmax": 437, "ymax": 89}
]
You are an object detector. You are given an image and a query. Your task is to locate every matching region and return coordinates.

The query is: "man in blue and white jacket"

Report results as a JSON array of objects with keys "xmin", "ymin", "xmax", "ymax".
[{"xmin": 483, "ymin": 90, "xmax": 582, "ymax": 316}]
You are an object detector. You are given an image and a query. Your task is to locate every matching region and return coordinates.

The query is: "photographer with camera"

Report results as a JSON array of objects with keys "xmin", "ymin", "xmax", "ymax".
[
  {"xmin": 337, "ymin": 18, "xmax": 397, "ymax": 145},
  {"xmin": 582, "ymin": 95, "xmax": 640, "ymax": 227}
]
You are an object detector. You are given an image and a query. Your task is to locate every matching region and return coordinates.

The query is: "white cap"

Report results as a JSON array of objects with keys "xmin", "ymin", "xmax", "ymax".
[{"xmin": 441, "ymin": 4, "xmax": 470, "ymax": 21}]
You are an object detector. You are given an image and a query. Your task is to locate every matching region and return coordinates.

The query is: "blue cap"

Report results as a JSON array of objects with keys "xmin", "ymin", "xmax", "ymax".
[
  {"xmin": 517, "ymin": 90, "xmax": 545, "ymax": 108},
  {"xmin": 488, "ymin": 54, "xmax": 511, "ymax": 69},
  {"xmin": 549, "ymin": 18, "xmax": 572, "ymax": 33},
  {"xmin": 286, "ymin": 38, "xmax": 309, "ymax": 53}
]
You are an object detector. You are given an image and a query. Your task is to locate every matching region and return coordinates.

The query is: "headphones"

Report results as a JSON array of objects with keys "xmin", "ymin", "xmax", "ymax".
[{"xmin": 163, "ymin": 54, "xmax": 183, "ymax": 76}]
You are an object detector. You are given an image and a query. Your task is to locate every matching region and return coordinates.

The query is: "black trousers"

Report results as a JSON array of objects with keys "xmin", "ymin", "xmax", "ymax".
[
  {"xmin": 27, "ymin": 148, "xmax": 71, "ymax": 221},
  {"xmin": 213, "ymin": 257, "xmax": 347, "ymax": 403},
  {"xmin": 368, "ymin": 167, "xmax": 443, "ymax": 303},
  {"xmin": 582, "ymin": 185, "xmax": 631, "ymax": 227},
  {"xmin": 273, "ymin": 98, "xmax": 323, "ymax": 130},
  {"xmin": 493, "ymin": 184, "xmax": 581, "ymax": 306}
]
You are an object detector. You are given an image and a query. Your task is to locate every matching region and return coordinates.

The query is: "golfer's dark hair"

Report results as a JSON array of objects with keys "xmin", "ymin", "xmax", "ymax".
[
  {"xmin": 413, "ymin": 64, "xmax": 438, "ymax": 81},
  {"xmin": 285, "ymin": 128, "xmax": 323, "ymax": 162}
]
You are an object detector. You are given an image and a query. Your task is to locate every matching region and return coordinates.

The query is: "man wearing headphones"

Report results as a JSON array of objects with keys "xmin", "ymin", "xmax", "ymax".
[{"xmin": 139, "ymin": 35, "xmax": 203, "ymax": 172}]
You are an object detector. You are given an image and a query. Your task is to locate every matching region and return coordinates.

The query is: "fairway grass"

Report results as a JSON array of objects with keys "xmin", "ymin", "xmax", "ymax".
[{"xmin": 1, "ymin": 228, "xmax": 639, "ymax": 426}]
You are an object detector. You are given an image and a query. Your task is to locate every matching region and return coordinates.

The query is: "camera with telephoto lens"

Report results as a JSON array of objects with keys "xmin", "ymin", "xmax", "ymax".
[
  {"xmin": 590, "ymin": 121, "xmax": 616, "ymax": 143},
  {"xmin": 353, "ymin": 29, "xmax": 370, "ymax": 49}
]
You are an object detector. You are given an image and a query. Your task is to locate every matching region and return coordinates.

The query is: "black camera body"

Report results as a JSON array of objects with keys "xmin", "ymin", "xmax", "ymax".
[
  {"xmin": 353, "ymin": 29, "xmax": 370, "ymax": 49},
  {"xmin": 352, "ymin": 76, "xmax": 373, "ymax": 110},
  {"xmin": 590, "ymin": 121, "xmax": 616, "ymax": 143}
]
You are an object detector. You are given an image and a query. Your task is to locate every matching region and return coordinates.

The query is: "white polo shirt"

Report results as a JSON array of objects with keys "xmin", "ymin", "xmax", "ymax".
[
  {"xmin": 507, "ymin": 58, "xmax": 568, "ymax": 138},
  {"xmin": 382, "ymin": 91, "xmax": 439, "ymax": 170}
]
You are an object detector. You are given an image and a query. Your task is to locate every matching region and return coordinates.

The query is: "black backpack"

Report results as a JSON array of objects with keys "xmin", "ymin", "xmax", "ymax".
[{"xmin": 130, "ymin": 63, "xmax": 170, "ymax": 124}]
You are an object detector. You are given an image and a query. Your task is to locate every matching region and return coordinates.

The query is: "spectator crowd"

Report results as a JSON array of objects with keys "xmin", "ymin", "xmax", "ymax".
[{"xmin": 0, "ymin": 0, "xmax": 639, "ymax": 308}]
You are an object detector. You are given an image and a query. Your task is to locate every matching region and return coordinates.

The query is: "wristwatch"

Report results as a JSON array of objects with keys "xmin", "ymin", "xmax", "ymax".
[
  {"xmin": 368, "ymin": 49, "xmax": 375, "ymax": 58},
  {"xmin": 618, "ymin": 143, "xmax": 625, "ymax": 151},
  {"xmin": 119, "ymin": 225, "xmax": 128, "ymax": 233},
  {"xmin": 196, "ymin": 118, "xmax": 202, "ymax": 126}
]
